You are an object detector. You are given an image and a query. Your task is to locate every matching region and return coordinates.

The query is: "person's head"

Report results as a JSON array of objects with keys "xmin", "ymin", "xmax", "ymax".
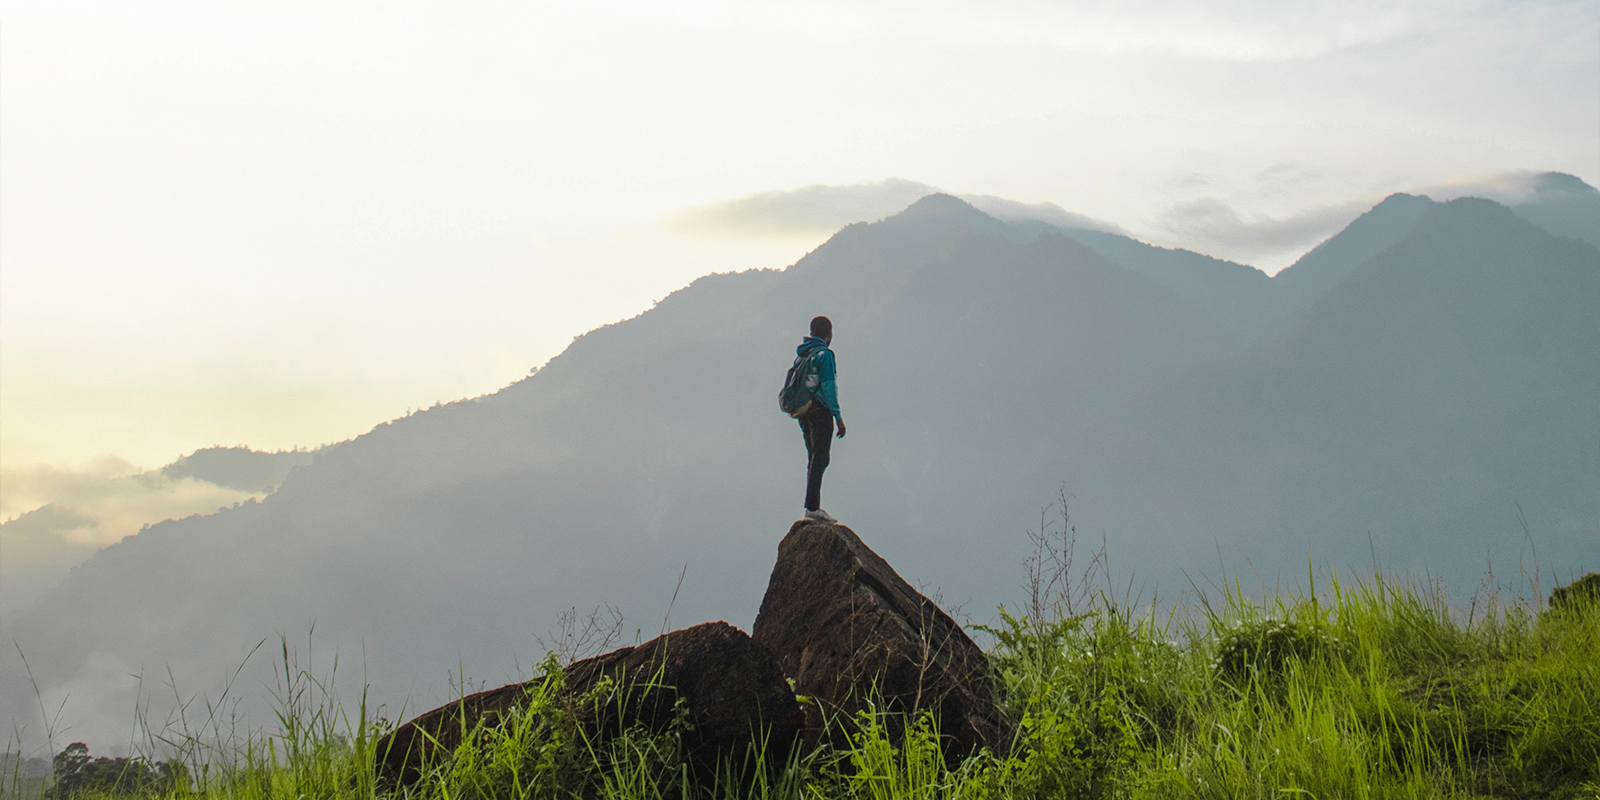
[{"xmin": 810, "ymin": 316, "xmax": 833, "ymax": 343}]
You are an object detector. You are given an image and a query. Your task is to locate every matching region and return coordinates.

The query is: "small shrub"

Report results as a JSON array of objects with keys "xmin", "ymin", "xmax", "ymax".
[
  {"xmin": 1213, "ymin": 618, "xmax": 1338, "ymax": 685},
  {"xmin": 1548, "ymin": 572, "xmax": 1600, "ymax": 614}
]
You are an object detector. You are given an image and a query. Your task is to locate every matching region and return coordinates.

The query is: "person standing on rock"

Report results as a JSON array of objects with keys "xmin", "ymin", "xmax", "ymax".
[{"xmin": 794, "ymin": 316, "xmax": 845, "ymax": 523}]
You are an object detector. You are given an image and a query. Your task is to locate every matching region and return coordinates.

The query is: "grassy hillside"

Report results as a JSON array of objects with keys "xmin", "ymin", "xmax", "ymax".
[{"xmin": 10, "ymin": 566, "xmax": 1595, "ymax": 800}]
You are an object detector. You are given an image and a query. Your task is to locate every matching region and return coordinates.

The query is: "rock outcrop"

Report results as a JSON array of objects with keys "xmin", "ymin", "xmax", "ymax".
[
  {"xmin": 376, "ymin": 521, "xmax": 1006, "ymax": 789},
  {"xmin": 752, "ymin": 521, "xmax": 1008, "ymax": 762},
  {"xmin": 375, "ymin": 621, "xmax": 802, "ymax": 790}
]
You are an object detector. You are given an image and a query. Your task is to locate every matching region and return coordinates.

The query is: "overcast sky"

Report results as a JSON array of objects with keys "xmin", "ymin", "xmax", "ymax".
[{"xmin": 3, "ymin": 0, "xmax": 1596, "ymax": 526}]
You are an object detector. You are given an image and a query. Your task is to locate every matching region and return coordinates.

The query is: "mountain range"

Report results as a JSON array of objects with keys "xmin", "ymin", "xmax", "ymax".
[{"xmin": 3, "ymin": 178, "xmax": 1595, "ymax": 751}]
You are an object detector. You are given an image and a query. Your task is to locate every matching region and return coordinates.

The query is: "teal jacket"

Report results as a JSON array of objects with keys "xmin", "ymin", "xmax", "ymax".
[{"xmin": 797, "ymin": 336, "xmax": 841, "ymax": 419}]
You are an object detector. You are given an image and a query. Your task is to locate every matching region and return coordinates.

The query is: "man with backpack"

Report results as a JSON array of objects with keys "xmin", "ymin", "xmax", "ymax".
[{"xmin": 780, "ymin": 316, "xmax": 846, "ymax": 523}]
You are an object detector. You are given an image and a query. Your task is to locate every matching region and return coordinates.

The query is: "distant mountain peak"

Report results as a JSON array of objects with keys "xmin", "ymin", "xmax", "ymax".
[
  {"xmin": 892, "ymin": 193, "xmax": 995, "ymax": 222},
  {"xmin": 1528, "ymin": 172, "xmax": 1598, "ymax": 197},
  {"xmin": 1412, "ymin": 195, "xmax": 1579, "ymax": 249},
  {"xmin": 1437, "ymin": 195, "xmax": 1523, "ymax": 215},
  {"xmin": 1371, "ymin": 191, "xmax": 1433, "ymax": 208},
  {"xmin": 1505, "ymin": 172, "xmax": 1600, "ymax": 250},
  {"xmin": 1273, "ymin": 192, "xmax": 1435, "ymax": 289}
]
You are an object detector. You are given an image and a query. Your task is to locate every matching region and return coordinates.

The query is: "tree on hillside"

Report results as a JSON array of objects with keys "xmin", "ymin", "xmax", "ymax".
[{"xmin": 48, "ymin": 743, "xmax": 184, "ymax": 798}]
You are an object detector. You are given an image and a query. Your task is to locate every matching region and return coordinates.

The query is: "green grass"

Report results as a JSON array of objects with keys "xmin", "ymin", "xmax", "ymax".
[
  {"xmin": 974, "ymin": 571, "xmax": 1600, "ymax": 799},
  {"xmin": 12, "ymin": 571, "xmax": 1598, "ymax": 799}
]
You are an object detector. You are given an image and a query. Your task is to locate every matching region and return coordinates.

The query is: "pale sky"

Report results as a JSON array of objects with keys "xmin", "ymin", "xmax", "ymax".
[{"xmin": 3, "ymin": 0, "xmax": 1597, "ymax": 532}]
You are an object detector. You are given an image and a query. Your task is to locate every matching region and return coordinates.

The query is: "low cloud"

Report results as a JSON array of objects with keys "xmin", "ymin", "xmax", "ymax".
[
  {"xmin": 960, "ymin": 194, "xmax": 1126, "ymax": 234},
  {"xmin": 0, "ymin": 455, "xmax": 280, "ymax": 613},
  {"xmin": 1155, "ymin": 197, "xmax": 1368, "ymax": 266},
  {"xmin": 670, "ymin": 170, "xmax": 1594, "ymax": 268},
  {"xmin": 2, "ymin": 459, "xmax": 252, "ymax": 545},
  {"xmin": 670, "ymin": 178, "xmax": 941, "ymax": 236},
  {"xmin": 1149, "ymin": 169, "xmax": 1600, "ymax": 269},
  {"xmin": 1415, "ymin": 170, "xmax": 1599, "ymax": 205},
  {"xmin": 1416, "ymin": 170, "xmax": 1600, "ymax": 250},
  {"xmin": 0, "ymin": 456, "xmax": 139, "ymax": 521},
  {"xmin": 669, "ymin": 179, "xmax": 1134, "ymax": 240},
  {"xmin": 1, "ymin": 505, "xmax": 105, "ymax": 614}
]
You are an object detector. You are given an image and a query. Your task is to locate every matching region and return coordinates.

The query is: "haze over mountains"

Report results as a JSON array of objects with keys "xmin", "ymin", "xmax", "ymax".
[
  {"xmin": 0, "ymin": 448, "xmax": 317, "ymax": 613},
  {"xmin": 3, "ymin": 177, "xmax": 1596, "ymax": 751}
]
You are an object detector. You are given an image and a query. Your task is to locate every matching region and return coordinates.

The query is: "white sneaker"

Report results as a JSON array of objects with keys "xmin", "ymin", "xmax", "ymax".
[{"xmin": 804, "ymin": 508, "xmax": 837, "ymax": 524}]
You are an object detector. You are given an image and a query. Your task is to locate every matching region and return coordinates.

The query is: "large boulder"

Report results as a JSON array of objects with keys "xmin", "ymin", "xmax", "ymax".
[
  {"xmin": 752, "ymin": 521, "xmax": 1008, "ymax": 762},
  {"xmin": 375, "ymin": 621, "xmax": 803, "ymax": 790}
]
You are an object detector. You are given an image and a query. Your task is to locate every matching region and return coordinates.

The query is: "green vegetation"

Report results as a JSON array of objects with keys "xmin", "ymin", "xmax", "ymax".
[
  {"xmin": 8, "ymin": 572, "xmax": 1596, "ymax": 800},
  {"xmin": 971, "ymin": 573, "xmax": 1599, "ymax": 799}
]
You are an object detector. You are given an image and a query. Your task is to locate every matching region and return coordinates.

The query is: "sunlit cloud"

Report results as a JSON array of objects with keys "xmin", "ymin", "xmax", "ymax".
[
  {"xmin": 1, "ymin": 448, "xmax": 315, "ymax": 544},
  {"xmin": 0, "ymin": 460, "xmax": 257, "ymax": 545},
  {"xmin": 0, "ymin": 454, "xmax": 288, "ymax": 612},
  {"xmin": 1, "ymin": 456, "xmax": 144, "ymax": 522}
]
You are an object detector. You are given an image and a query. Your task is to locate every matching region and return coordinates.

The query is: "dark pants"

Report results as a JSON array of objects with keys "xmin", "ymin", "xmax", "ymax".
[{"xmin": 799, "ymin": 407, "xmax": 834, "ymax": 511}]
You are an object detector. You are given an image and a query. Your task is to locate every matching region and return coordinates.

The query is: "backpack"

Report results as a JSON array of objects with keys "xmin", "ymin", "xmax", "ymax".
[{"xmin": 778, "ymin": 347, "xmax": 827, "ymax": 418}]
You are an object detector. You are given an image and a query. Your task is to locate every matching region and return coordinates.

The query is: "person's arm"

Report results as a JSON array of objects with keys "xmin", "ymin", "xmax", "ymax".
[{"xmin": 817, "ymin": 350, "xmax": 844, "ymax": 437}]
